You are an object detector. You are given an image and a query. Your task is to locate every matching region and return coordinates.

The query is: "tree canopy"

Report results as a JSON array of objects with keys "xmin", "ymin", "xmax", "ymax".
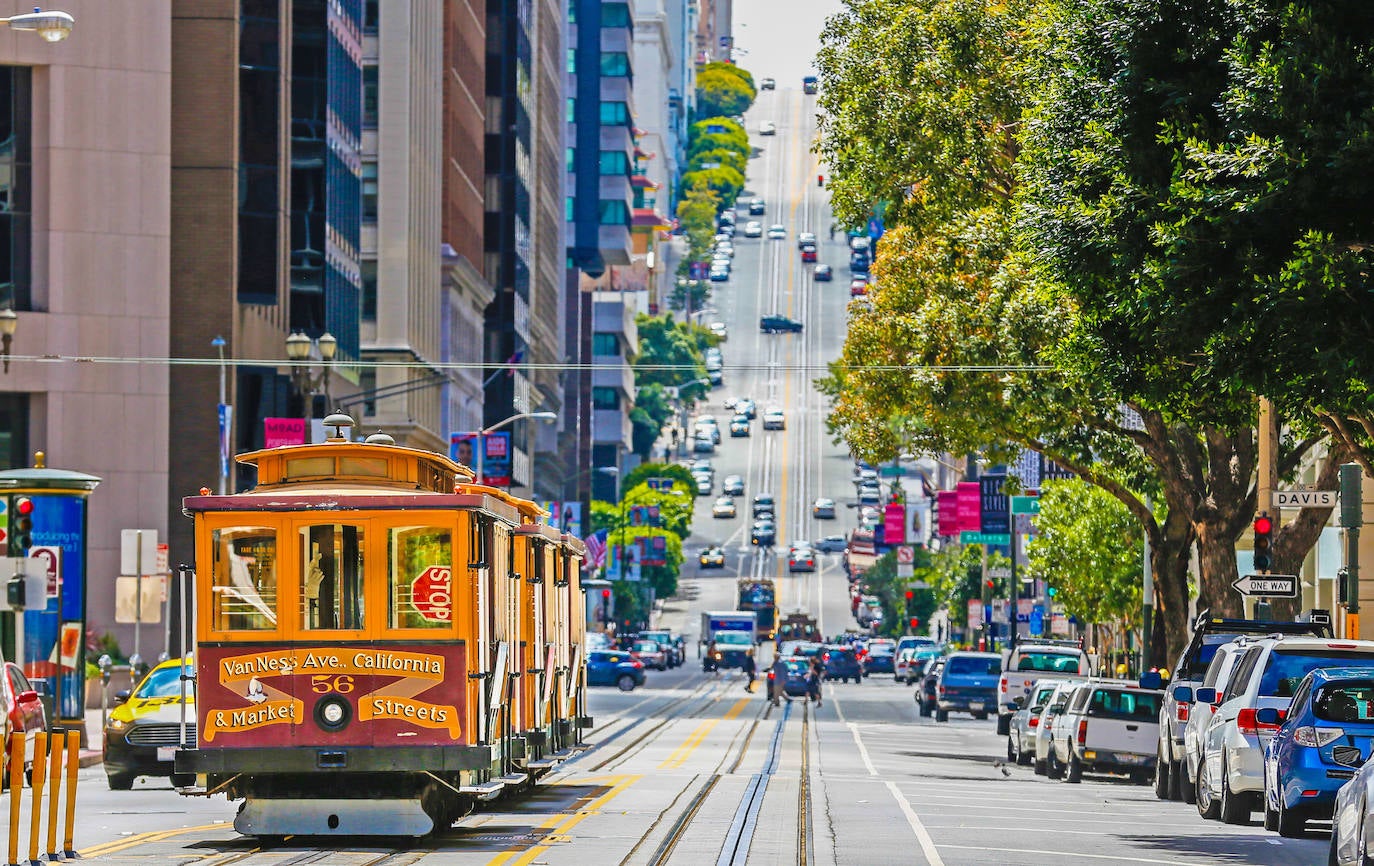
[{"xmin": 696, "ymin": 63, "xmax": 757, "ymax": 119}]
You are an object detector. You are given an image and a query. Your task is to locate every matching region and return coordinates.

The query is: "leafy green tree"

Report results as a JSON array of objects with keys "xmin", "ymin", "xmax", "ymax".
[
  {"xmin": 682, "ymin": 166, "xmax": 746, "ymax": 207},
  {"xmin": 699, "ymin": 61, "xmax": 755, "ymax": 95},
  {"xmin": 668, "ymin": 279, "xmax": 710, "ymax": 315},
  {"xmin": 622, "ymin": 462, "xmax": 696, "ymax": 496},
  {"xmin": 687, "ymin": 118, "xmax": 748, "ymax": 160},
  {"xmin": 630, "ymin": 384, "xmax": 675, "ymax": 460},
  {"xmin": 687, "ymin": 147, "xmax": 747, "ymax": 177},
  {"xmin": 696, "ymin": 63, "xmax": 757, "ymax": 118},
  {"xmin": 633, "ymin": 314, "xmax": 710, "ymax": 403},
  {"xmin": 676, "ymin": 186, "xmax": 721, "ymax": 261}
]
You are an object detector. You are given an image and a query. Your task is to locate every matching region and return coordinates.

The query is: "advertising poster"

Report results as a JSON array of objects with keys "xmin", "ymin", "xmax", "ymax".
[
  {"xmin": 264, "ymin": 417, "xmax": 306, "ymax": 448},
  {"xmin": 448, "ymin": 431, "xmax": 513, "ymax": 487},
  {"xmin": 956, "ymin": 482, "xmax": 981, "ymax": 533},
  {"xmin": 884, "ymin": 503, "xmax": 907, "ymax": 546},
  {"xmin": 937, "ymin": 490, "xmax": 958, "ymax": 536}
]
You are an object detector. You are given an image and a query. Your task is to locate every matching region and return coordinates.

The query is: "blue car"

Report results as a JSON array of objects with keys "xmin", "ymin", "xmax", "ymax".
[
  {"xmin": 1263, "ymin": 666, "xmax": 1374, "ymax": 836},
  {"xmin": 586, "ymin": 650, "xmax": 646, "ymax": 691},
  {"xmin": 935, "ymin": 652, "xmax": 1002, "ymax": 722}
]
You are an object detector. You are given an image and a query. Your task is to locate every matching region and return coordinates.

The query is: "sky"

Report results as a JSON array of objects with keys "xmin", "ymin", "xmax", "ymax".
[{"xmin": 730, "ymin": 0, "xmax": 846, "ymax": 88}]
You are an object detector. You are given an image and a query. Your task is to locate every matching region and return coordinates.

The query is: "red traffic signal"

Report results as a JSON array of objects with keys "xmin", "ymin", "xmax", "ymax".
[
  {"xmin": 1253, "ymin": 512, "xmax": 1273, "ymax": 572},
  {"xmin": 909, "ymin": 617, "xmax": 919, "ymax": 629},
  {"xmin": 14, "ymin": 497, "xmax": 33, "ymax": 516},
  {"xmin": 985, "ymin": 580, "xmax": 995, "ymax": 589},
  {"xmin": 601, "ymin": 589, "xmax": 611, "ymax": 599},
  {"xmin": 904, "ymin": 590, "xmax": 914, "ymax": 601}
]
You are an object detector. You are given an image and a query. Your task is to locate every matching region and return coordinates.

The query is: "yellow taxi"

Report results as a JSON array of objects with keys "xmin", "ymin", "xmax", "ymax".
[{"xmin": 103, "ymin": 656, "xmax": 195, "ymax": 790}]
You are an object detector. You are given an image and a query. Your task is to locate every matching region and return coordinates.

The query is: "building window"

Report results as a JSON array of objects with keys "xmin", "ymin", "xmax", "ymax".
[
  {"xmin": 361, "ymin": 260, "xmax": 377, "ymax": 320},
  {"xmin": 566, "ymin": 197, "xmax": 574, "ymax": 222},
  {"xmin": 0, "ymin": 67, "xmax": 31, "ymax": 312},
  {"xmin": 362, "ymin": 162, "xmax": 378, "ymax": 220},
  {"xmin": 601, "ymin": 3, "xmax": 632, "ymax": 27},
  {"xmin": 363, "ymin": 66, "xmax": 378, "ymax": 128},
  {"xmin": 566, "ymin": 147, "xmax": 575, "ymax": 172},
  {"xmin": 0, "ymin": 393, "xmax": 28, "ymax": 469},
  {"xmin": 599, "ymin": 52, "xmax": 630, "ymax": 77},
  {"xmin": 239, "ymin": 4, "xmax": 281, "ymax": 303},
  {"xmin": 598, "ymin": 151, "xmax": 629, "ymax": 176},
  {"xmin": 567, "ymin": 48, "xmax": 576, "ymax": 74},
  {"xmin": 599, "ymin": 101, "xmax": 630, "ymax": 126},
  {"xmin": 592, "ymin": 387, "xmax": 620, "ymax": 410},
  {"xmin": 364, "ymin": 0, "xmax": 379, "ymax": 31},
  {"xmin": 592, "ymin": 333, "xmax": 619, "ymax": 356},
  {"xmin": 567, "ymin": 97, "xmax": 575, "ymax": 123},
  {"xmin": 597, "ymin": 200, "xmax": 630, "ymax": 227}
]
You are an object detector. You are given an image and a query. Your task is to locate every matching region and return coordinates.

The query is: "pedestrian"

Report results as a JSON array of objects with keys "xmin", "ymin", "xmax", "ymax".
[
  {"xmin": 829, "ymin": 222, "xmax": 837, "ymax": 240},
  {"xmin": 705, "ymin": 639, "xmax": 719, "ymax": 676},
  {"xmin": 808, "ymin": 657, "xmax": 823, "ymax": 707},
  {"xmin": 742, "ymin": 650, "xmax": 757, "ymax": 692},
  {"xmin": 771, "ymin": 656, "xmax": 790, "ymax": 706}
]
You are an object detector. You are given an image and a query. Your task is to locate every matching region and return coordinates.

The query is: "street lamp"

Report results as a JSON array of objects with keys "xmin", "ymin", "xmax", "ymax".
[
  {"xmin": 0, "ymin": 307, "xmax": 16, "ymax": 373},
  {"xmin": 473, "ymin": 411, "xmax": 557, "ymax": 486},
  {"xmin": 212, "ymin": 336, "xmax": 230, "ymax": 493},
  {"xmin": 285, "ymin": 331, "xmax": 337, "ymax": 429},
  {"xmin": 0, "ymin": 8, "xmax": 75, "ymax": 42}
]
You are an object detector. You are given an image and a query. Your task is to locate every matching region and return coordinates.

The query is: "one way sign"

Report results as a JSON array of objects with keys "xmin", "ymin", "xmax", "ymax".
[{"xmin": 1232, "ymin": 573, "xmax": 1299, "ymax": 599}]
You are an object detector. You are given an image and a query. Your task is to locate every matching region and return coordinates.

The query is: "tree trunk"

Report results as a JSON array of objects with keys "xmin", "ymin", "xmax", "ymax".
[
  {"xmin": 1152, "ymin": 507, "xmax": 1196, "ymax": 670},
  {"xmin": 1195, "ymin": 525, "xmax": 1243, "ymax": 618}
]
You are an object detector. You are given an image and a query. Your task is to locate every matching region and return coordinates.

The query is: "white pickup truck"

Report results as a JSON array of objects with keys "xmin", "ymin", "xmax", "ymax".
[
  {"xmin": 1052, "ymin": 680, "xmax": 1163, "ymax": 783},
  {"xmin": 996, "ymin": 641, "xmax": 1092, "ymax": 735}
]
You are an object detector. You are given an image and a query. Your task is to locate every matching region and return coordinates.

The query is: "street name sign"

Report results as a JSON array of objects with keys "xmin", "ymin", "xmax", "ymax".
[
  {"xmin": 1232, "ymin": 573, "xmax": 1299, "ymax": 599},
  {"xmin": 1273, "ymin": 489, "xmax": 1338, "ymax": 509},
  {"xmin": 879, "ymin": 465, "xmax": 909, "ymax": 478},
  {"xmin": 1011, "ymin": 495, "xmax": 1041, "ymax": 515},
  {"xmin": 960, "ymin": 531, "xmax": 1010, "ymax": 546}
]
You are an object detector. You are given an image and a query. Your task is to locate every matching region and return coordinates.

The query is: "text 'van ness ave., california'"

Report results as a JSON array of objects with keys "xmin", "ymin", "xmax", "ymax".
[{"xmin": 220, "ymin": 648, "xmax": 446, "ymax": 682}]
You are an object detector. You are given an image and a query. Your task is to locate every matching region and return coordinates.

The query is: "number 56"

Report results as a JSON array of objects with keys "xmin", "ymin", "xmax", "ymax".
[{"xmin": 311, "ymin": 674, "xmax": 355, "ymax": 694}]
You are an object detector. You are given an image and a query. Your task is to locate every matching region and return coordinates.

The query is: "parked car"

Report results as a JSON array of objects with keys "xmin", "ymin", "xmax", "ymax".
[
  {"xmin": 102, "ymin": 657, "xmax": 194, "ymax": 789},
  {"xmin": 698, "ymin": 545, "xmax": 726, "ymax": 568},
  {"xmin": 760, "ymin": 314, "xmax": 803, "ymax": 333},
  {"xmin": 823, "ymin": 646, "xmax": 863, "ymax": 683},
  {"xmin": 894, "ymin": 647, "xmax": 921, "ymax": 684},
  {"xmin": 760, "ymin": 77, "xmax": 775, "ymax": 90},
  {"xmin": 1009, "ymin": 679, "xmax": 1069, "ymax": 766},
  {"xmin": 850, "ymin": 279, "xmax": 869, "ymax": 297},
  {"xmin": 712, "ymin": 496, "xmax": 737, "ymax": 518},
  {"xmin": 2, "ymin": 656, "xmax": 46, "ymax": 790},
  {"xmin": 1198, "ymin": 635, "xmax": 1374, "ymax": 824},
  {"xmin": 748, "ymin": 197, "xmax": 767, "ymax": 215},
  {"xmin": 1328, "ymin": 720, "xmax": 1374, "ymax": 864},
  {"xmin": 587, "ymin": 650, "xmax": 646, "ymax": 691},
  {"xmin": 1157, "ymin": 612, "xmax": 1332, "ymax": 802},
  {"xmin": 864, "ymin": 639, "xmax": 898, "ymax": 675},
  {"xmin": 1037, "ymin": 681, "xmax": 1085, "ymax": 777},
  {"xmin": 816, "ymin": 534, "xmax": 847, "ymax": 553},
  {"xmin": 903, "ymin": 648, "xmax": 945, "ymax": 685},
  {"xmin": 1263, "ymin": 667, "xmax": 1374, "ymax": 837},
  {"xmin": 935, "ymin": 652, "xmax": 1001, "ymax": 722},
  {"xmin": 812, "ymin": 497, "xmax": 836, "ymax": 519},
  {"xmin": 630, "ymin": 640, "xmax": 669, "ymax": 671},
  {"xmin": 723, "ymin": 474, "xmax": 745, "ymax": 496},
  {"xmin": 1052, "ymin": 680, "xmax": 1162, "ymax": 784},
  {"xmin": 814, "ymin": 263, "xmax": 833, "ymax": 281},
  {"xmin": 710, "ymin": 321, "xmax": 728, "ymax": 340},
  {"xmin": 1180, "ymin": 638, "xmax": 1254, "ymax": 806},
  {"xmin": 916, "ymin": 658, "xmax": 945, "ymax": 717},
  {"xmin": 996, "ymin": 640, "xmax": 1091, "ymax": 736}
]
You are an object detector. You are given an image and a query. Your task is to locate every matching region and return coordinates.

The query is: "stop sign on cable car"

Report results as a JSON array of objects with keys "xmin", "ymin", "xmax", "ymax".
[{"xmin": 410, "ymin": 565, "xmax": 453, "ymax": 622}]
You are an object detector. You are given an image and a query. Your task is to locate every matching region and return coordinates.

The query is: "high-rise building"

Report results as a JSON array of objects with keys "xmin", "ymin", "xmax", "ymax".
[{"xmin": 169, "ymin": 0, "xmax": 363, "ymax": 565}]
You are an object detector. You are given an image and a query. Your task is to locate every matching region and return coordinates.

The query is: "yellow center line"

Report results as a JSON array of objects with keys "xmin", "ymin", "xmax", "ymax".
[
  {"xmin": 660, "ymin": 720, "xmax": 719, "ymax": 769},
  {"xmin": 777, "ymin": 91, "xmax": 809, "ymax": 591},
  {"xmin": 723, "ymin": 696, "xmax": 753, "ymax": 720},
  {"xmin": 77, "ymin": 822, "xmax": 228, "ymax": 858},
  {"xmin": 487, "ymin": 774, "xmax": 642, "ymax": 866}
]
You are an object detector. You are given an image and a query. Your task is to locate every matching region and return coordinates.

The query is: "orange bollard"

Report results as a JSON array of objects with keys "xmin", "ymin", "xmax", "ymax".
[
  {"xmin": 63, "ymin": 731, "xmax": 78, "ymax": 858},
  {"xmin": 7, "ymin": 733, "xmax": 24, "ymax": 866},
  {"xmin": 27, "ymin": 731, "xmax": 46, "ymax": 866},
  {"xmin": 45, "ymin": 731, "xmax": 63, "ymax": 860}
]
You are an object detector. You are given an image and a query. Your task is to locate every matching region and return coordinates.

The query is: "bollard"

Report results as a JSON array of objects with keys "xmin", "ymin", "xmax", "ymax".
[
  {"xmin": 27, "ymin": 731, "xmax": 46, "ymax": 866},
  {"xmin": 45, "ymin": 730, "xmax": 63, "ymax": 861},
  {"xmin": 7, "ymin": 734, "xmax": 24, "ymax": 866},
  {"xmin": 62, "ymin": 733, "xmax": 78, "ymax": 859}
]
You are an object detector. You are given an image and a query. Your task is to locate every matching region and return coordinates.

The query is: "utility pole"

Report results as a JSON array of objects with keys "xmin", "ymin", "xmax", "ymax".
[
  {"xmin": 1341, "ymin": 463, "xmax": 1363, "ymax": 639},
  {"xmin": 1256, "ymin": 398, "xmax": 1277, "ymax": 619}
]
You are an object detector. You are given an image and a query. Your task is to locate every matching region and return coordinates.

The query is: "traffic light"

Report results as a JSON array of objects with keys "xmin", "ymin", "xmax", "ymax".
[
  {"xmin": 1047, "ymin": 586, "xmax": 1058, "ymax": 598},
  {"xmin": 601, "ymin": 588, "xmax": 612, "ymax": 626},
  {"xmin": 10, "ymin": 496, "xmax": 33, "ymax": 556},
  {"xmin": 909, "ymin": 617, "xmax": 919, "ymax": 630},
  {"xmin": 1253, "ymin": 512, "xmax": 1273, "ymax": 572},
  {"xmin": 905, "ymin": 590, "xmax": 915, "ymax": 602}
]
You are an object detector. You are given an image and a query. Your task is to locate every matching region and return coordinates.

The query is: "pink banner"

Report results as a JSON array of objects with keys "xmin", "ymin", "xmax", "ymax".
[
  {"xmin": 884, "ymin": 503, "xmax": 907, "ymax": 546},
  {"xmin": 937, "ymin": 490, "xmax": 959, "ymax": 537},
  {"xmin": 264, "ymin": 417, "xmax": 306, "ymax": 449},
  {"xmin": 956, "ymin": 481, "xmax": 981, "ymax": 533}
]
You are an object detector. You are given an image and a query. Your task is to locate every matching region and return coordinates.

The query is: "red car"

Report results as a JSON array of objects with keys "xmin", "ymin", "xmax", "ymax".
[
  {"xmin": 2, "ymin": 658, "xmax": 46, "ymax": 788},
  {"xmin": 850, "ymin": 279, "xmax": 869, "ymax": 297},
  {"xmin": 801, "ymin": 243, "xmax": 818, "ymax": 263}
]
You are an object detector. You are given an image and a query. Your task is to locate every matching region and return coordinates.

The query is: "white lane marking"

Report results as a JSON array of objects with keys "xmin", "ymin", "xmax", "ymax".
[
  {"xmin": 885, "ymin": 780, "xmax": 946, "ymax": 866},
  {"xmin": 847, "ymin": 721, "xmax": 878, "ymax": 777},
  {"xmin": 939, "ymin": 846, "xmax": 1204, "ymax": 865},
  {"xmin": 830, "ymin": 690, "xmax": 846, "ymax": 723}
]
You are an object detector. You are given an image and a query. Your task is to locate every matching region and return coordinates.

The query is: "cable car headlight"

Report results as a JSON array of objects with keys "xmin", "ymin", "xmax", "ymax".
[{"xmin": 314, "ymin": 695, "xmax": 351, "ymax": 731}]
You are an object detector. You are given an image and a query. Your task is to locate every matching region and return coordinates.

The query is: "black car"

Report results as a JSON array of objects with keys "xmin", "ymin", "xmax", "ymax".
[
  {"xmin": 917, "ymin": 658, "xmax": 945, "ymax": 717},
  {"xmin": 850, "ymin": 251, "xmax": 871, "ymax": 274},
  {"xmin": 814, "ymin": 263, "xmax": 833, "ymax": 281},
  {"xmin": 760, "ymin": 315, "xmax": 803, "ymax": 333},
  {"xmin": 751, "ymin": 520, "xmax": 777, "ymax": 547},
  {"xmin": 823, "ymin": 646, "xmax": 863, "ymax": 683},
  {"xmin": 748, "ymin": 198, "xmax": 767, "ymax": 215}
]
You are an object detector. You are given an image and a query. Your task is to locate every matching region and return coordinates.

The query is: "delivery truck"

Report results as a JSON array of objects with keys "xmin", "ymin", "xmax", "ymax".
[{"xmin": 701, "ymin": 610, "xmax": 757, "ymax": 670}]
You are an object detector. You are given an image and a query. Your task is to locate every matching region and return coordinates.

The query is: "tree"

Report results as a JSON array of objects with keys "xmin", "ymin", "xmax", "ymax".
[
  {"xmin": 687, "ymin": 147, "xmax": 747, "ymax": 177},
  {"xmin": 682, "ymin": 165, "xmax": 746, "ymax": 208},
  {"xmin": 697, "ymin": 64, "xmax": 757, "ymax": 119},
  {"xmin": 633, "ymin": 314, "xmax": 710, "ymax": 403},
  {"xmin": 687, "ymin": 118, "xmax": 748, "ymax": 161},
  {"xmin": 630, "ymin": 384, "xmax": 674, "ymax": 460},
  {"xmin": 622, "ymin": 462, "xmax": 696, "ymax": 496},
  {"xmin": 676, "ymin": 186, "xmax": 722, "ymax": 261}
]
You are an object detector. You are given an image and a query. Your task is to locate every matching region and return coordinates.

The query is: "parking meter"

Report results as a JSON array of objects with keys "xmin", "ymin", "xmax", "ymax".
[
  {"xmin": 98, "ymin": 653, "xmax": 112, "ymax": 731},
  {"xmin": 129, "ymin": 652, "xmax": 145, "ymax": 685}
]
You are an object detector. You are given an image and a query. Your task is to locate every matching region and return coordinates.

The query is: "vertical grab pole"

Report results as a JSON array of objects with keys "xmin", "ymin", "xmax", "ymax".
[
  {"xmin": 7, "ymin": 733, "xmax": 24, "ymax": 866},
  {"xmin": 26, "ymin": 731, "xmax": 47, "ymax": 866},
  {"xmin": 44, "ymin": 730, "xmax": 62, "ymax": 861},
  {"xmin": 178, "ymin": 565, "xmax": 190, "ymax": 750},
  {"xmin": 62, "ymin": 733, "xmax": 78, "ymax": 859}
]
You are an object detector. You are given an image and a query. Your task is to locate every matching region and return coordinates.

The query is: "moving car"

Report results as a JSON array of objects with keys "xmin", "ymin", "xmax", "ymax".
[
  {"xmin": 814, "ymin": 263, "xmax": 833, "ymax": 281},
  {"xmin": 798, "ymin": 232, "xmax": 818, "ymax": 249},
  {"xmin": 803, "ymin": 75, "xmax": 818, "ymax": 94},
  {"xmin": 767, "ymin": 224, "xmax": 787, "ymax": 239},
  {"xmin": 748, "ymin": 198, "xmax": 767, "ymax": 215},
  {"xmin": 743, "ymin": 221, "xmax": 763, "ymax": 238},
  {"xmin": 706, "ymin": 631, "xmax": 755, "ymax": 671},
  {"xmin": 638, "ymin": 630, "xmax": 685, "ymax": 667},
  {"xmin": 762, "ymin": 408, "xmax": 786, "ymax": 430},
  {"xmin": 774, "ymin": 659, "xmax": 812, "ymax": 698},
  {"xmin": 760, "ymin": 76, "xmax": 776, "ymax": 90},
  {"xmin": 735, "ymin": 398, "xmax": 757, "ymax": 418},
  {"xmin": 1264, "ymin": 667, "xmax": 1374, "ymax": 837},
  {"xmin": 699, "ymin": 545, "xmax": 726, "ymax": 568},
  {"xmin": 102, "ymin": 657, "xmax": 194, "ymax": 789},
  {"xmin": 730, "ymin": 414, "xmax": 751, "ymax": 437},
  {"xmin": 695, "ymin": 474, "xmax": 713, "ymax": 495},
  {"xmin": 1198, "ymin": 635, "xmax": 1374, "ymax": 824},
  {"xmin": 864, "ymin": 640, "xmax": 897, "ymax": 675},
  {"xmin": 800, "ymin": 243, "xmax": 818, "ymax": 263},
  {"xmin": 935, "ymin": 652, "xmax": 1001, "ymax": 722},
  {"xmin": 723, "ymin": 474, "xmax": 745, "ymax": 496},
  {"xmin": 760, "ymin": 121, "xmax": 776, "ymax": 136},
  {"xmin": 587, "ymin": 651, "xmax": 645, "ymax": 691},
  {"xmin": 894, "ymin": 647, "xmax": 921, "ymax": 683},
  {"xmin": 823, "ymin": 646, "xmax": 863, "ymax": 683},
  {"xmin": 712, "ymin": 496, "xmax": 737, "ymax": 518},
  {"xmin": 760, "ymin": 314, "xmax": 803, "ymax": 333},
  {"xmin": 1053, "ymin": 680, "xmax": 1162, "ymax": 784},
  {"xmin": 812, "ymin": 497, "xmax": 836, "ymax": 519},
  {"xmin": 787, "ymin": 546, "xmax": 816, "ymax": 573},
  {"xmin": 630, "ymin": 640, "xmax": 669, "ymax": 671},
  {"xmin": 751, "ymin": 520, "xmax": 777, "ymax": 547},
  {"xmin": 752, "ymin": 493, "xmax": 776, "ymax": 517},
  {"xmin": 816, "ymin": 535, "xmax": 847, "ymax": 553}
]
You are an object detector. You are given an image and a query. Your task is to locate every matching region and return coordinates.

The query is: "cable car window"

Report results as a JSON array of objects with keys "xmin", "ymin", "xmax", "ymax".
[
  {"xmin": 339, "ymin": 456, "xmax": 388, "ymax": 478},
  {"xmin": 211, "ymin": 527, "xmax": 279, "ymax": 631},
  {"xmin": 389, "ymin": 526, "xmax": 454, "ymax": 629},
  {"xmin": 285, "ymin": 456, "xmax": 334, "ymax": 478},
  {"xmin": 300, "ymin": 524, "xmax": 366, "ymax": 630}
]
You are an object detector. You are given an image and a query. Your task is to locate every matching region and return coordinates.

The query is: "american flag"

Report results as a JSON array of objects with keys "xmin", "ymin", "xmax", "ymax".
[{"xmin": 583, "ymin": 529, "xmax": 609, "ymax": 571}]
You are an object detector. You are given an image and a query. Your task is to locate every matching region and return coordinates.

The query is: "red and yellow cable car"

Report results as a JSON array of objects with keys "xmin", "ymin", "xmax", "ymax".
[{"xmin": 175, "ymin": 415, "xmax": 588, "ymax": 836}]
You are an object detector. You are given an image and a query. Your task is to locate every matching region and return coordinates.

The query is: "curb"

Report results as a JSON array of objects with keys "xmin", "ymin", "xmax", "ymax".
[{"xmin": 78, "ymin": 751, "xmax": 102, "ymax": 768}]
